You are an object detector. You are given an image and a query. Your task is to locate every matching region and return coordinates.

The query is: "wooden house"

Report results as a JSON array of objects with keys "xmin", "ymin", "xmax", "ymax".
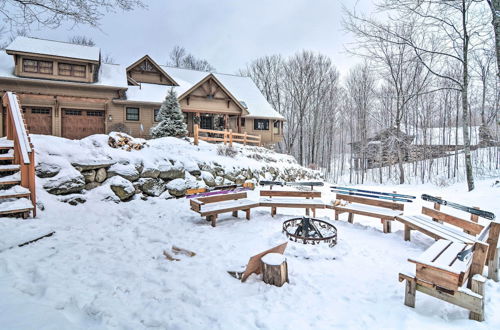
[{"xmin": 0, "ymin": 37, "xmax": 284, "ymax": 145}]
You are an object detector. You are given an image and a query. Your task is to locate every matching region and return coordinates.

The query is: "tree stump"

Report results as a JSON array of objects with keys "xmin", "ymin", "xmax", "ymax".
[{"xmin": 261, "ymin": 253, "xmax": 288, "ymax": 287}]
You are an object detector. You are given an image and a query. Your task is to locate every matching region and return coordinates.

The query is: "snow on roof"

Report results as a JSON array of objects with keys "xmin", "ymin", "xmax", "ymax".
[
  {"xmin": 126, "ymin": 66, "xmax": 284, "ymax": 120},
  {"xmin": 0, "ymin": 51, "xmax": 127, "ymax": 88},
  {"xmin": 6, "ymin": 36, "xmax": 100, "ymax": 62}
]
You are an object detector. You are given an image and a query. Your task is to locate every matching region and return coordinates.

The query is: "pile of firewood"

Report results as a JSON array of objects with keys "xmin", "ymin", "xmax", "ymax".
[{"xmin": 108, "ymin": 132, "xmax": 147, "ymax": 151}]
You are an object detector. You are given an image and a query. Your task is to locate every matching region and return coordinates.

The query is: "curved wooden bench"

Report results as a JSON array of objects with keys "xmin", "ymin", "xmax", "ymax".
[{"xmin": 259, "ymin": 190, "xmax": 325, "ymax": 217}]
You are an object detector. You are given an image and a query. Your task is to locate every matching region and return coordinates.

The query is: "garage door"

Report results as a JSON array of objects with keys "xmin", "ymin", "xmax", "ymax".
[
  {"xmin": 62, "ymin": 109, "xmax": 105, "ymax": 139},
  {"xmin": 22, "ymin": 107, "xmax": 52, "ymax": 135}
]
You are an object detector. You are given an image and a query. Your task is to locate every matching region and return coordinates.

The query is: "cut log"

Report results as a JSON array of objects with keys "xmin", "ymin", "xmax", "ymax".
[{"xmin": 261, "ymin": 253, "xmax": 289, "ymax": 287}]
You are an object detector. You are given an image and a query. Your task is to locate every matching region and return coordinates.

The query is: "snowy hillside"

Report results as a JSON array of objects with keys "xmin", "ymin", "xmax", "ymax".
[{"xmin": 0, "ymin": 135, "xmax": 499, "ymax": 329}]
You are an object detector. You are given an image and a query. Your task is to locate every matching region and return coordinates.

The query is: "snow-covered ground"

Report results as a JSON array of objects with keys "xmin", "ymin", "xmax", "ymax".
[{"xmin": 1, "ymin": 175, "xmax": 499, "ymax": 329}]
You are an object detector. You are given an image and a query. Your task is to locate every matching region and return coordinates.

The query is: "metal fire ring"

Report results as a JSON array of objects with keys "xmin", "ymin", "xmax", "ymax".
[{"xmin": 282, "ymin": 217, "xmax": 337, "ymax": 248}]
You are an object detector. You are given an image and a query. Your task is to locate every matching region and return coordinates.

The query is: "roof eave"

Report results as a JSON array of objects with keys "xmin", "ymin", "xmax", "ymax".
[{"xmin": 5, "ymin": 49, "xmax": 100, "ymax": 64}]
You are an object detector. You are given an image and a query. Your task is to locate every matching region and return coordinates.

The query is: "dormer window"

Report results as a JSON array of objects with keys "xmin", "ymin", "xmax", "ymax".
[
  {"xmin": 206, "ymin": 94, "xmax": 214, "ymax": 99},
  {"xmin": 59, "ymin": 63, "xmax": 86, "ymax": 78},
  {"xmin": 23, "ymin": 59, "xmax": 53, "ymax": 74}
]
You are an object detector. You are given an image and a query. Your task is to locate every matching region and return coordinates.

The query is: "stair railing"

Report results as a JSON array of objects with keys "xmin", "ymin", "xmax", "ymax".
[{"xmin": 2, "ymin": 92, "xmax": 36, "ymax": 216}]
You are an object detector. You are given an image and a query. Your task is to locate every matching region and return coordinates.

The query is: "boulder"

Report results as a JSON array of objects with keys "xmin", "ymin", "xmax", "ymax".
[
  {"xmin": 82, "ymin": 170, "xmax": 96, "ymax": 183},
  {"xmin": 166, "ymin": 178, "xmax": 187, "ymax": 197},
  {"xmin": 141, "ymin": 167, "xmax": 160, "ymax": 179},
  {"xmin": 95, "ymin": 168, "xmax": 107, "ymax": 183},
  {"xmin": 201, "ymin": 171, "xmax": 216, "ymax": 187},
  {"xmin": 43, "ymin": 171, "xmax": 85, "ymax": 195},
  {"xmin": 159, "ymin": 162, "xmax": 185, "ymax": 180},
  {"xmin": 214, "ymin": 176, "xmax": 224, "ymax": 186},
  {"xmin": 140, "ymin": 178, "xmax": 167, "ymax": 197},
  {"xmin": 85, "ymin": 182, "xmax": 100, "ymax": 190},
  {"xmin": 72, "ymin": 160, "xmax": 115, "ymax": 171},
  {"xmin": 35, "ymin": 162, "xmax": 61, "ymax": 178},
  {"xmin": 108, "ymin": 176, "xmax": 135, "ymax": 201},
  {"xmin": 182, "ymin": 160, "xmax": 201, "ymax": 177},
  {"xmin": 59, "ymin": 195, "xmax": 86, "ymax": 206},
  {"xmin": 107, "ymin": 163, "xmax": 140, "ymax": 181},
  {"xmin": 235, "ymin": 174, "xmax": 246, "ymax": 185}
]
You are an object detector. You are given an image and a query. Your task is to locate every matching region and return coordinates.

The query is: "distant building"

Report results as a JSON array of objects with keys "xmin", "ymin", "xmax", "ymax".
[{"xmin": 0, "ymin": 37, "xmax": 284, "ymax": 144}]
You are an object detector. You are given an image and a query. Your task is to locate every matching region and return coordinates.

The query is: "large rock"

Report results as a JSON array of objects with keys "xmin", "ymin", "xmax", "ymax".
[
  {"xmin": 166, "ymin": 178, "xmax": 187, "ymax": 197},
  {"xmin": 95, "ymin": 168, "xmax": 107, "ymax": 183},
  {"xmin": 141, "ymin": 167, "xmax": 160, "ymax": 179},
  {"xmin": 140, "ymin": 178, "xmax": 167, "ymax": 197},
  {"xmin": 159, "ymin": 162, "xmax": 185, "ymax": 180},
  {"xmin": 201, "ymin": 171, "xmax": 216, "ymax": 187},
  {"xmin": 85, "ymin": 182, "xmax": 100, "ymax": 190},
  {"xmin": 35, "ymin": 162, "xmax": 61, "ymax": 178},
  {"xmin": 81, "ymin": 170, "xmax": 96, "ymax": 183},
  {"xmin": 43, "ymin": 171, "xmax": 85, "ymax": 195},
  {"xmin": 235, "ymin": 174, "xmax": 246, "ymax": 185},
  {"xmin": 107, "ymin": 163, "xmax": 140, "ymax": 181},
  {"xmin": 72, "ymin": 160, "xmax": 115, "ymax": 171},
  {"xmin": 108, "ymin": 176, "xmax": 135, "ymax": 201},
  {"xmin": 183, "ymin": 160, "xmax": 201, "ymax": 177}
]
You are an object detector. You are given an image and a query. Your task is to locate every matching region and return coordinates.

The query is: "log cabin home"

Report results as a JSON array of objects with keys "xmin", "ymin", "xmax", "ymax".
[{"xmin": 0, "ymin": 36, "xmax": 284, "ymax": 145}]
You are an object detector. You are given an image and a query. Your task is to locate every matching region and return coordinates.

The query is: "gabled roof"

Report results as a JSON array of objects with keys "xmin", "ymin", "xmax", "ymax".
[
  {"xmin": 125, "ymin": 65, "xmax": 284, "ymax": 119},
  {"xmin": 126, "ymin": 55, "xmax": 178, "ymax": 86},
  {"xmin": 6, "ymin": 36, "xmax": 100, "ymax": 62}
]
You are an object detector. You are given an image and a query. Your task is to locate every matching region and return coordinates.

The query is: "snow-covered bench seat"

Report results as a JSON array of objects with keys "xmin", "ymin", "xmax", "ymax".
[
  {"xmin": 258, "ymin": 190, "xmax": 325, "ymax": 217},
  {"xmin": 399, "ymin": 238, "xmax": 494, "ymax": 322},
  {"xmin": 190, "ymin": 191, "xmax": 259, "ymax": 227},
  {"xmin": 332, "ymin": 193, "xmax": 404, "ymax": 233}
]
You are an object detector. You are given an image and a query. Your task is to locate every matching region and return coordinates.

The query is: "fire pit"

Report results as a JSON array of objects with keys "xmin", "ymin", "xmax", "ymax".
[{"xmin": 282, "ymin": 217, "xmax": 337, "ymax": 247}]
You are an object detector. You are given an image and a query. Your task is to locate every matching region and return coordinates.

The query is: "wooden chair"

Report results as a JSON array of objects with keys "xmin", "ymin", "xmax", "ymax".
[
  {"xmin": 332, "ymin": 193, "xmax": 405, "ymax": 233},
  {"xmin": 399, "ymin": 239, "xmax": 491, "ymax": 321},
  {"xmin": 190, "ymin": 191, "xmax": 259, "ymax": 227},
  {"xmin": 259, "ymin": 190, "xmax": 325, "ymax": 217}
]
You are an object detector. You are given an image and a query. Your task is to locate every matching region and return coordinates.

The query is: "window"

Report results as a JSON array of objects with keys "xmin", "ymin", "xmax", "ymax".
[
  {"xmin": 240, "ymin": 118, "xmax": 246, "ymax": 127},
  {"xmin": 86, "ymin": 111, "xmax": 104, "ymax": 117},
  {"xmin": 31, "ymin": 108, "xmax": 51, "ymax": 114},
  {"xmin": 59, "ymin": 63, "xmax": 86, "ymax": 77},
  {"xmin": 154, "ymin": 108, "xmax": 160, "ymax": 122},
  {"xmin": 126, "ymin": 107, "xmax": 140, "ymax": 121},
  {"xmin": 23, "ymin": 59, "xmax": 53, "ymax": 74},
  {"xmin": 254, "ymin": 119, "xmax": 269, "ymax": 130},
  {"xmin": 64, "ymin": 110, "xmax": 82, "ymax": 116},
  {"xmin": 200, "ymin": 115, "xmax": 213, "ymax": 129},
  {"xmin": 273, "ymin": 121, "xmax": 280, "ymax": 128}
]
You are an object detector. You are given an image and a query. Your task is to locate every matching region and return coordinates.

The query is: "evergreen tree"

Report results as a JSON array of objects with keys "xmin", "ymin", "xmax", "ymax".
[{"xmin": 150, "ymin": 88, "xmax": 187, "ymax": 138}]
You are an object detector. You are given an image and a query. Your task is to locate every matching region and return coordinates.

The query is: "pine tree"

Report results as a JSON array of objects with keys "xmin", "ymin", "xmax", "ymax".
[{"xmin": 150, "ymin": 88, "xmax": 187, "ymax": 138}]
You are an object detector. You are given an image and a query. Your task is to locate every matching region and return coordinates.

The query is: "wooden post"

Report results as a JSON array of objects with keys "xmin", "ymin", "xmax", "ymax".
[
  {"xmin": 488, "ymin": 247, "xmax": 499, "ymax": 281},
  {"xmin": 245, "ymin": 209, "xmax": 251, "ymax": 220},
  {"xmin": 469, "ymin": 275, "xmax": 485, "ymax": 321},
  {"xmin": 229, "ymin": 129, "xmax": 233, "ymax": 147},
  {"xmin": 223, "ymin": 129, "xmax": 227, "ymax": 145},
  {"xmin": 468, "ymin": 241, "xmax": 489, "ymax": 288},
  {"xmin": 244, "ymin": 132, "xmax": 247, "ymax": 145},
  {"xmin": 404, "ymin": 279, "xmax": 416, "ymax": 308},
  {"xmin": 433, "ymin": 197, "xmax": 442, "ymax": 223},
  {"xmin": 382, "ymin": 219, "xmax": 392, "ymax": 233},
  {"xmin": 347, "ymin": 213, "xmax": 354, "ymax": 224},
  {"xmin": 261, "ymin": 253, "xmax": 289, "ymax": 287},
  {"xmin": 404, "ymin": 224, "xmax": 411, "ymax": 241},
  {"xmin": 232, "ymin": 210, "xmax": 238, "ymax": 217},
  {"xmin": 194, "ymin": 124, "xmax": 199, "ymax": 146}
]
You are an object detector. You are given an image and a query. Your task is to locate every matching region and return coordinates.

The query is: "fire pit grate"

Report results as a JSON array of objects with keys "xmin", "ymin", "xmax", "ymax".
[{"xmin": 282, "ymin": 217, "xmax": 337, "ymax": 247}]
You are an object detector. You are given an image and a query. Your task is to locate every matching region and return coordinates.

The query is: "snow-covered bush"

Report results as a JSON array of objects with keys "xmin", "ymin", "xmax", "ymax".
[
  {"xmin": 217, "ymin": 145, "xmax": 238, "ymax": 158},
  {"xmin": 150, "ymin": 88, "xmax": 187, "ymax": 138}
]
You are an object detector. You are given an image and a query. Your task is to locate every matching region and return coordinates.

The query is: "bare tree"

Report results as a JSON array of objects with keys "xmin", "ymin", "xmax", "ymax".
[
  {"xmin": 167, "ymin": 46, "xmax": 215, "ymax": 72},
  {"xmin": 68, "ymin": 35, "xmax": 95, "ymax": 46},
  {"xmin": 486, "ymin": 0, "xmax": 500, "ymax": 77}
]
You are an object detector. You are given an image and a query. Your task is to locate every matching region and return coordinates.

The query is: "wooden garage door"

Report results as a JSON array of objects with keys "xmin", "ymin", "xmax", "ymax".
[
  {"xmin": 22, "ymin": 107, "xmax": 52, "ymax": 135},
  {"xmin": 62, "ymin": 109, "xmax": 105, "ymax": 139}
]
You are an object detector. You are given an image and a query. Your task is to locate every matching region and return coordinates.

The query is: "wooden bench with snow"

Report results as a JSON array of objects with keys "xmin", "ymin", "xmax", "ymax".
[
  {"xmin": 259, "ymin": 190, "xmax": 326, "ymax": 217},
  {"xmin": 398, "ymin": 238, "xmax": 492, "ymax": 321},
  {"xmin": 395, "ymin": 195, "xmax": 499, "ymax": 281},
  {"xmin": 189, "ymin": 191, "xmax": 259, "ymax": 227},
  {"xmin": 332, "ymin": 193, "xmax": 405, "ymax": 234}
]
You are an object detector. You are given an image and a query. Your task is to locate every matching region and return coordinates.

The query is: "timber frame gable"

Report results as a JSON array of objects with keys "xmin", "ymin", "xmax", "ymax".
[
  {"xmin": 126, "ymin": 55, "xmax": 178, "ymax": 86},
  {"xmin": 179, "ymin": 74, "xmax": 249, "ymax": 116}
]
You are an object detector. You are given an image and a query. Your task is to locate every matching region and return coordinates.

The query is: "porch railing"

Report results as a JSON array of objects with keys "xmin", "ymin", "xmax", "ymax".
[{"xmin": 193, "ymin": 124, "xmax": 261, "ymax": 147}]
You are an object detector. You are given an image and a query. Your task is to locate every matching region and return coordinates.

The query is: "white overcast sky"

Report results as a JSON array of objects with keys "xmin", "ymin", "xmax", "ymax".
[{"xmin": 25, "ymin": 0, "xmax": 375, "ymax": 78}]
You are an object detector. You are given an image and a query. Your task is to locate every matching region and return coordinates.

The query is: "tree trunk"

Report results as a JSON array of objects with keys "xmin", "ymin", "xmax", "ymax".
[
  {"xmin": 490, "ymin": 0, "xmax": 500, "ymax": 79},
  {"xmin": 462, "ymin": 0, "xmax": 474, "ymax": 191},
  {"xmin": 261, "ymin": 253, "xmax": 289, "ymax": 287}
]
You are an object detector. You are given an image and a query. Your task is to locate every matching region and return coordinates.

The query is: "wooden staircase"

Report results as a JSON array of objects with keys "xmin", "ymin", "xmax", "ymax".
[{"xmin": 0, "ymin": 92, "xmax": 36, "ymax": 218}]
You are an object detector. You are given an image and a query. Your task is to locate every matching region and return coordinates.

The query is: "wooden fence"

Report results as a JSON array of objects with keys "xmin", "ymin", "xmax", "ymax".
[
  {"xmin": 193, "ymin": 124, "xmax": 261, "ymax": 147},
  {"xmin": 2, "ymin": 92, "xmax": 37, "ymax": 216}
]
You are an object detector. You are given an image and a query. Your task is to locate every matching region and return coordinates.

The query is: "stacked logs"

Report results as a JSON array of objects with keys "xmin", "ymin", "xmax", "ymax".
[{"xmin": 108, "ymin": 132, "xmax": 146, "ymax": 151}]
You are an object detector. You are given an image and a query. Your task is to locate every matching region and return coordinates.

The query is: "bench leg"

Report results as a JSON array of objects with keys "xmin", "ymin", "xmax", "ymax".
[
  {"xmin": 488, "ymin": 247, "xmax": 499, "ymax": 282},
  {"xmin": 312, "ymin": 208, "xmax": 316, "ymax": 218},
  {"xmin": 404, "ymin": 224, "xmax": 411, "ymax": 241},
  {"xmin": 271, "ymin": 207, "xmax": 276, "ymax": 217},
  {"xmin": 209, "ymin": 215, "xmax": 217, "ymax": 227},
  {"xmin": 469, "ymin": 276, "xmax": 485, "ymax": 321},
  {"xmin": 232, "ymin": 211, "xmax": 238, "ymax": 217},
  {"xmin": 334, "ymin": 211, "xmax": 339, "ymax": 221},
  {"xmin": 305, "ymin": 208, "xmax": 310, "ymax": 216},
  {"xmin": 246, "ymin": 209, "xmax": 251, "ymax": 220},
  {"xmin": 404, "ymin": 279, "xmax": 416, "ymax": 308},
  {"xmin": 382, "ymin": 219, "xmax": 392, "ymax": 234},
  {"xmin": 347, "ymin": 213, "xmax": 354, "ymax": 224}
]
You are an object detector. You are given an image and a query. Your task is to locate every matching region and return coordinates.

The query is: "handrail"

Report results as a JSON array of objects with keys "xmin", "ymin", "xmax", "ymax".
[
  {"xmin": 193, "ymin": 124, "xmax": 261, "ymax": 147},
  {"xmin": 2, "ymin": 91, "xmax": 36, "ymax": 217}
]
